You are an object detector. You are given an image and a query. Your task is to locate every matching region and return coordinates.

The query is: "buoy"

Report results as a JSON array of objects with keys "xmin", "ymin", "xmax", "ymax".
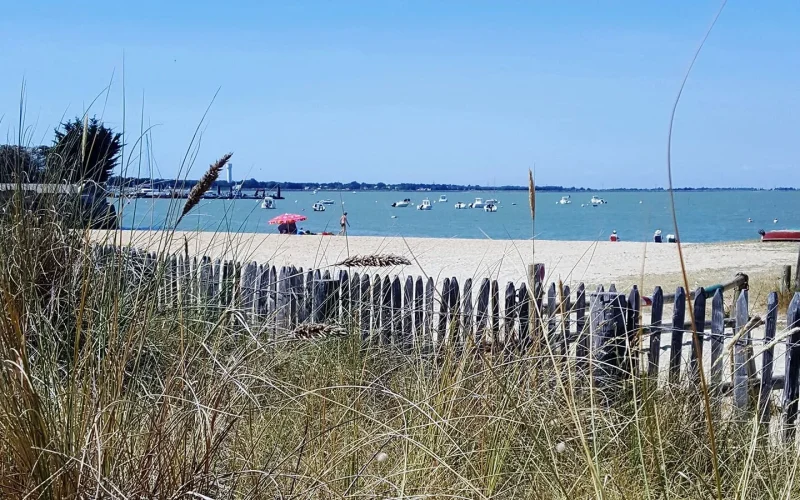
[
  {"xmin": 774, "ymin": 218, "xmax": 778, "ymax": 224},
  {"xmin": 391, "ymin": 215, "xmax": 397, "ymax": 219},
  {"xmin": 747, "ymin": 218, "xmax": 752, "ymax": 223}
]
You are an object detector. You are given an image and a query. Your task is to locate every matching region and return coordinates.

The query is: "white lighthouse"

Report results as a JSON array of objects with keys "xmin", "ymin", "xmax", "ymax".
[{"xmin": 226, "ymin": 163, "xmax": 233, "ymax": 183}]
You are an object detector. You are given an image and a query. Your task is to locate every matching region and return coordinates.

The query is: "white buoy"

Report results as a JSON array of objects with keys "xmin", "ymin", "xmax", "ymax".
[
  {"xmin": 774, "ymin": 218, "xmax": 778, "ymax": 224},
  {"xmin": 747, "ymin": 218, "xmax": 752, "ymax": 223}
]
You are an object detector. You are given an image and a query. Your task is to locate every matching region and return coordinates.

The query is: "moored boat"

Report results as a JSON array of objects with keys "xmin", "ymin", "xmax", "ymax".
[
  {"xmin": 590, "ymin": 195, "xmax": 607, "ymax": 205},
  {"xmin": 391, "ymin": 198, "xmax": 411, "ymax": 207},
  {"xmin": 759, "ymin": 229, "xmax": 800, "ymax": 242},
  {"xmin": 261, "ymin": 196, "xmax": 276, "ymax": 209},
  {"xmin": 417, "ymin": 199, "xmax": 432, "ymax": 210},
  {"xmin": 471, "ymin": 197, "xmax": 485, "ymax": 209},
  {"xmin": 319, "ymin": 199, "xmax": 335, "ymax": 205},
  {"xmin": 312, "ymin": 202, "xmax": 326, "ymax": 212},
  {"xmin": 438, "ymin": 195, "xmax": 448, "ymax": 203},
  {"xmin": 484, "ymin": 203, "xmax": 498, "ymax": 212},
  {"xmin": 557, "ymin": 195, "xmax": 571, "ymax": 205},
  {"xmin": 454, "ymin": 201, "xmax": 467, "ymax": 209}
]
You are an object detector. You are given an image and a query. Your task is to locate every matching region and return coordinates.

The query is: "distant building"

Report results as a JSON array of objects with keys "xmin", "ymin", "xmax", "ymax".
[{"xmin": 226, "ymin": 163, "xmax": 233, "ymax": 183}]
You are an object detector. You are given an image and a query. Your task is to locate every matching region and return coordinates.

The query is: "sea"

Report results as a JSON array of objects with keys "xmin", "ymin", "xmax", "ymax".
[{"xmin": 117, "ymin": 190, "xmax": 800, "ymax": 243}]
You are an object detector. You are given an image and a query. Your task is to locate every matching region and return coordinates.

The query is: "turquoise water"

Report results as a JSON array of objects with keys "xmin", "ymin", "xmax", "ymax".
[{"xmin": 118, "ymin": 190, "xmax": 800, "ymax": 243}]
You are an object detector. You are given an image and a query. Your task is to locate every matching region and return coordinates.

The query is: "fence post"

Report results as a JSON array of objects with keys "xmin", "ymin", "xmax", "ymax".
[
  {"xmin": 323, "ymin": 270, "xmax": 334, "ymax": 321},
  {"xmin": 689, "ymin": 287, "xmax": 706, "ymax": 384},
  {"xmin": 241, "ymin": 261, "xmax": 258, "ymax": 318},
  {"xmin": 760, "ymin": 292, "xmax": 778, "ymax": 427},
  {"xmin": 340, "ymin": 270, "xmax": 350, "ymax": 322},
  {"xmin": 782, "ymin": 265, "xmax": 792, "ymax": 293},
  {"xmin": 669, "ymin": 287, "xmax": 686, "ymax": 384},
  {"xmin": 782, "ymin": 293, "xmax": 800, "ymax": 441},
  {"xmin": 648, "ymin": 287, "xmax": 663, "ymax": 377},
  {"xmin": 290, "ymin": 267, "xmax": 301, "ymax": 327},
  {"xmin": 255, "ymin": 264, "xmax": 269, "ymax": 316},
  {"xmin": 562, "ymin": 284, "xmax": 572, "ymax": 348},
  {"xmin": 626, "ymin": 286, "xmax": 641, "ymax": 377},
  {"xmin": 350, "ymin": 272, "xmax": 360, "ymax": 327},
  {"xmin": 547, "ymin": 283, "xmax": 557, "ymax": 349},
  {"xmin": 732, "ymin": 290, "xmax": 751, "ymax": 413}
]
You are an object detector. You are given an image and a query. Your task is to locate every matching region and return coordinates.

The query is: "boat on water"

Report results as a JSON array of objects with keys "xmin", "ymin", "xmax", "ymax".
[
  {"xmin": 454, "ymin": 201, "xmax": 468, "ymax": 209},
  {"xmin": 391, "ymin": 198, "xmax": 411, "ymax": 207},
  {"xmin": 319, "ymin": 199, "xmax": 335, "ymax": 205},
  {"xmin": 438, "ymin": 195, "xmax": 448, "ymax": 203},
  {"xmin": 759, "ymin": 229, "xmax": 800, "ymax": 242},
  {"xmin": 417, "ymin": 199, "xmax": 432, "ymax": 210},
  {"xmin": 484, "ymin": 203, "xmax": 498, "ymax": 212},
  {"xmin": 312, "ymin": 202, "xmax": 326, "ymax": 212},
  {"xmin": 485, "ymin": 198, "xmax": 499, "ymax": 205},
  {"xmin": 590, "ymin": 196, "xmax": 607, "ymax": 205},
  {"xmin": 261, "ymin": 196, "xmax": 276, "ymax": 209},
  {"xmin": 471, "ymin": 197, "xmax": 485, "ymax": 209},
  {"xmin": 557, "ymin": 195, "xmax": 572, "ymax": 205}
]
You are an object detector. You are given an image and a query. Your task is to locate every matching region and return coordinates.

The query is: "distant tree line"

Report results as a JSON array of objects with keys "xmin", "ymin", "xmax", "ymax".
[
  {"xmin": 0, "ymin": 116, "xmax": 122, "ymax": 184},
  {"xmin": 107, "ymin": 176, "xmax": 797, "ymax": 193}
]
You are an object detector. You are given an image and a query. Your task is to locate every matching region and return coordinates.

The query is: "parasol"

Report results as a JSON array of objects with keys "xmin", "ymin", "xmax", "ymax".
[{"xmin": 268, "ymin": 213, "xmax": 308, "ymax": 225}]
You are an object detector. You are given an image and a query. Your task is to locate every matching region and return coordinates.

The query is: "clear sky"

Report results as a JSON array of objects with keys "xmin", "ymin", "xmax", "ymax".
[{"xmin": 1, "ymin": 1, "xmax": 798, "ymax": 188}]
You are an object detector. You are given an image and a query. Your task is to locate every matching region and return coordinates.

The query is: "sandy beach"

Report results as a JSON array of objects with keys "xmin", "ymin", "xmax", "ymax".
[{"xmin": 94, "ymin": 230, "xmax": 798, "ymax": 292}]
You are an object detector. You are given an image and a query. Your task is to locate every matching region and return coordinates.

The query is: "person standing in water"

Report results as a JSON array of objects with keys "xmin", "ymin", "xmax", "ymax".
[
  {"xmin": 339, "ymin": 212, "xmax": 350, "ymax": 235},
  {"xmin": 609, "ymin": 230, "xmax": 619, "ymax": 242}
]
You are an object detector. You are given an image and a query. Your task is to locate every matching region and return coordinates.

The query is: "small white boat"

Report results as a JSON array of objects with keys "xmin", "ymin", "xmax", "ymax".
[
  {"xmin": 438, "ymin": 195, "xmax": 448, "ymax": 203},
  {"xmin": 484, "ymin": 203, "xmax": 498, "ymax": 212},
  {"xmin": 485, "ymin": 198, "xmax": 499, "ymax": 205},
  {"xmin": 557, "ymin": 195, "xmax": 572, "ymax": 205},
  {"xmin": 320, "ymin": 199, "xmax": 335, "ymax": 205},
  {"xmin": 417, "ymin": 199, "xmax": 433, "ymax": 210},
  {"xmin": 471, "ymin": 197, "xmax": 485, "ymax": 209},
  {"xmin": 454, "ymin": 201, "xmax": 468, "ymax": 209},
  {"xmin": 590, "ymin": 195, "xmax": 607, "ymax": 205},
  {"xmin": 312, "ymin": 202, "xmax": 326, "ymax": 212},
  {"xmin": 392, "ymin": 198, "xmax": 411, "ymax": 207},
  {"xmin": 261, "ymin": 196, "xmax": 276, "ymax": 209}
]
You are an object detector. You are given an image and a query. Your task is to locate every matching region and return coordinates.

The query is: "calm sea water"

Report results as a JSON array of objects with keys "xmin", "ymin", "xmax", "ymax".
[{"xmin": 118, "ymin": 190, "xmax": 800, "ymax": 243}]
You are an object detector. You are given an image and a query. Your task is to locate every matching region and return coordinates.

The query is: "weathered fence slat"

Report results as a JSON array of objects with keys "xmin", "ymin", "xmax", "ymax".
[
  {"xmin": 625, "ymin": 286, "xmax": 640, "ymax": 376},
  {"xmin": 414, "ymin": 277, "xmax": 424, "ymax": 341},
  {"xmin": 710, "ymin": 289, "xmax": 725, "ymax": 390},
  {"xmin": 323, "ymin": 270, "xmax": 334, "ymax": 321},
  {"xmin": 547, "ymin": 283, "xmax": 557, "ymax": 345},
  {"xmin": 425, "ymin": 277, "xmax": 434, "ymax": 344},
  {"xmin": 648, "ymin": 287, "xmax": 664, "ymax": 378},
  {"xmin": 518, "ymin": 283, "xmax": 529, "ymax": 350},
  {"xmin": 312, "ymin": 270, "xmax": 324, "ymax": 322},
  {"xmin": 340, "ymin": 270, "xmax": 350, "ymax": 322},
  {"xmin": 350, "ymin": 272, "xmax": 360, "ymax": 325},
  {"xmin": 437, "ymin": 278, "xmax": 450, "ymax": 345},
  {"xmin": 241, "ymin": 261, "xmax": 258, "ymax": 315},
  {"xmin": 462, "ymin": 278, "xmax": 473, "ymax": 343},
  {"xmin": 575, "ymin": 284, "xmax": 588, "ymax": 369},
  {"xmin": 290, "ymin": 267, "xmax": 301, "ymax": 327},
  {"xmin": 213, "ymin": 259, "xmax": 222, "ymax": 305},
  {"xmin": 360, "ymin": 274, "xmax": 371, "ymax": 343},
  {"xmin": 450, "ymin": 277, "xmax": 460, "ymax": 343},
  {"xmin": 381, "ymin": 276, "xmax": 391, "ymax": 344},
  {"xmin": 490, "ymin": 280, "xmax": 500, "ymax": 346},
  {"xmin": 562, "ymin": 285, "xmax": 572, "ymax": 346},
  {"xmin": 732, "ymin": 290, "xmax": 751, "ymax": 412},
  {"xmin": 301, "ymin": 270, "xmax": 313, "ymax": 323},
  {"xmin": 475, "ymin": 278, "xmax": 490, "ymax": 348},
  {"xmin": 689, "ymin": 287, "xmax": 706, "ymax": 384},
  {"xmin": 402, "ymin": 276, "xmax": 413, "ymax": 347},
  {"xmin": 277, "ymin": 267, "xmax": 290, "ymax": 330},
  {"xmin": 590, "ymin": 292, "xmax": 627, "ymax": 386},
  {"xmin": 760, "ymin": 292, "xmax": 778, "ymax": 425},
  {"xmin": 669, "ymin": 287, "xmax": 686, "ymax": 384},
  {"xmin": 391, "ymin": 276, "xmax": 402, "ymax": 342},
  {"xmin": 782, "ymin": 293, "xmax": 800, "ymax": 440},
  {"xmin": 504, "ymin": 282, "xmax": 516, "ymax": 348}
]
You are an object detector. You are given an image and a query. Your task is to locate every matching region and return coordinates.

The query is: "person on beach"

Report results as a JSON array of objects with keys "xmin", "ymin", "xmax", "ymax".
[
  {"xmin": 653, "ymin": 229, "xmax": 662, "ymax": 243},
  {"xmin": 339, "ymin": 212, "xmax": 349, "ymax": 235},
  {"xmin": 609, "ymin": 230, "xmax": 619, "ymax": 242},
  {"xmin": 278, "ymin": 222, "xmax": 288, "ymax": 234}
]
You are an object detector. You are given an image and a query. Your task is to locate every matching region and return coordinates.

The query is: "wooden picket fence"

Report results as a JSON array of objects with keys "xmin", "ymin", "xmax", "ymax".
[{"xmin": 99, "ymin": 245, "xmax": 800, "ymax": 439}]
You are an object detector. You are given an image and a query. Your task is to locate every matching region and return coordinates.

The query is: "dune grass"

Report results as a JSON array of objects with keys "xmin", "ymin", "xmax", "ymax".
[{"xmin": 1, "ymin": 201, "xmax": 799, "ymax": 498}]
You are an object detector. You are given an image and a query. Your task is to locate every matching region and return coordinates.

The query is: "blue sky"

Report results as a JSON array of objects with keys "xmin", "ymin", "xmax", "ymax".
[{"xmin": 1, "ymin": 1, "xmax": 798, "ymax": 188}]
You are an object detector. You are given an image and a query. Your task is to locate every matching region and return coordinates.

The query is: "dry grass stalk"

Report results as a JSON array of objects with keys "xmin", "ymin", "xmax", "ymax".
[
  {"xmin": 335, "ymin": 254, "xmax": 411, "ymax": 267},
  {"xmin": 176, "ymin": 152, "xmax": 233, "ymax": 225},
  {"xmin": 528, "ymin": 168, "xmax": 535, "ymax": 221}
]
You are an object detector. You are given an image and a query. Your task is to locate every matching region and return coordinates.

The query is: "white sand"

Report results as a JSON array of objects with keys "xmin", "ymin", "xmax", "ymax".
[{"xmin": 94, "ymin": 230, "xmax": 798, "ymax": 292}]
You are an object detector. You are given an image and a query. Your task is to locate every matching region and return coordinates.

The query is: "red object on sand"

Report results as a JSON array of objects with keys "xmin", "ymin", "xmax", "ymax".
[
  {"xmin": 268, "ymin": 213, "xmax": 308, "ymax": 225},
  {"xmin": 759, "ymin": 229, "xmax": 800, "ymax": 242}
]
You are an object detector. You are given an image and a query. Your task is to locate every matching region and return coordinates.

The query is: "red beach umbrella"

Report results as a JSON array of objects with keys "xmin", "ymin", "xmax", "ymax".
[{"xmin": 268, "ymin": 213, "xmax": 308, "ymax": 225}]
